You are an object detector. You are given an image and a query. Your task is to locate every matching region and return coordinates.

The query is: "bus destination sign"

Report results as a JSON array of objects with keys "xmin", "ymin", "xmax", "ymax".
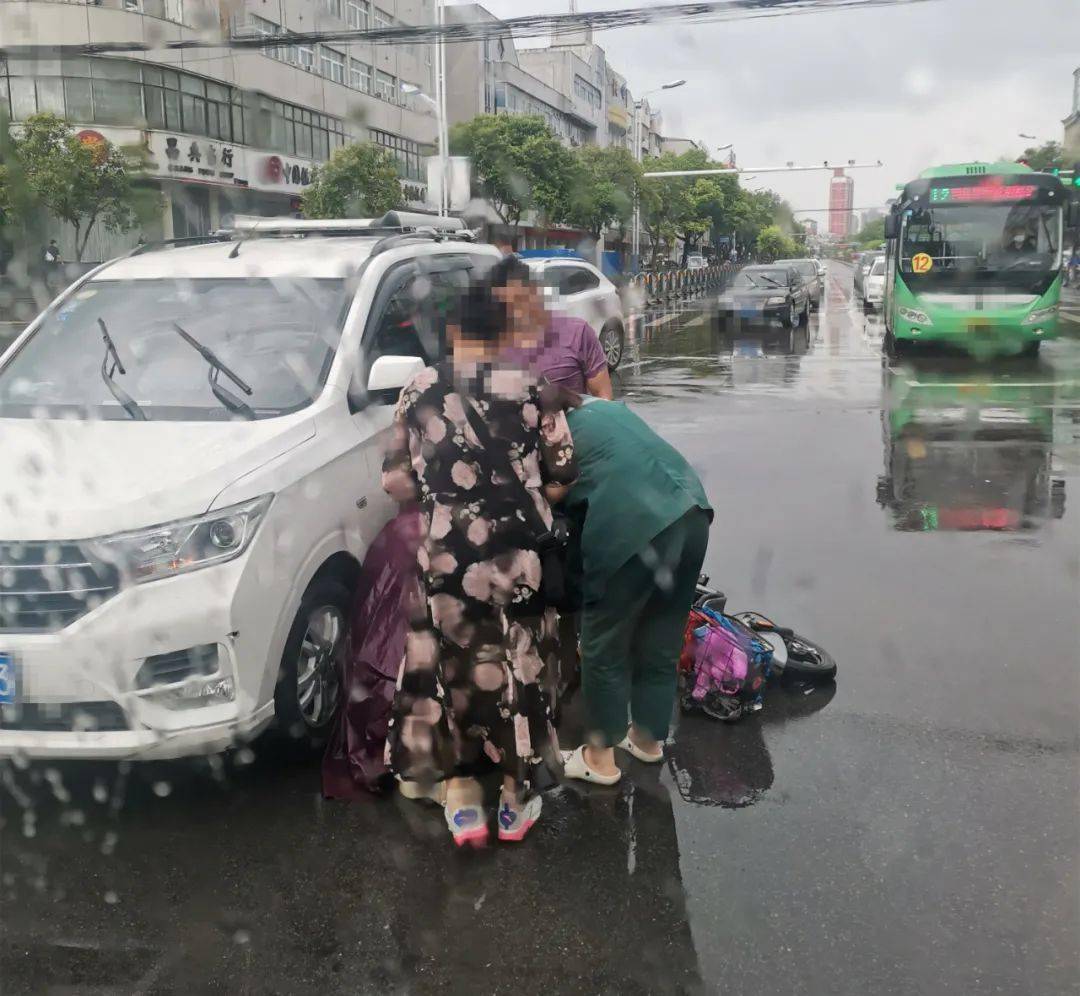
[{"xmin": 929, "ymin": 183, "xmax": 1038, "ymax": 203}]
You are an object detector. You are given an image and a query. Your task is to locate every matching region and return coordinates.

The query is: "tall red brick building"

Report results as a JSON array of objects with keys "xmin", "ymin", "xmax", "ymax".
[{"xmin": 828, "ymin": 168, "xmax": 855, "ymax": 237}]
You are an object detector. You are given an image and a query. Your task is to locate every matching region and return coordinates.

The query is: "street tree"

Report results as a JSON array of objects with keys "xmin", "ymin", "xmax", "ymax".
[
  {"xmin": 855, "ymin": 216, "xmax": 886, "ymax": 247},
  {"xmin": 302, "ymin": 142, "xmax": 402, "ymax": 219},
  {"xmin": 756, "ymin": 225, "xmax": 796, "ymax": 262},
  {"xmin": 1019, "ymin": 141, "xmax": 1064, "ymax": 173},
  {"xmin": 566, "ymin": 145, "xmax": 640, "ymax": 240},
  {"xmin": 15, "ymin": 113, "xmax": 151, "ymax": 262},
  {"xmin": 450, "ymin": 114, "xmax": 575, "ymax": 228}
]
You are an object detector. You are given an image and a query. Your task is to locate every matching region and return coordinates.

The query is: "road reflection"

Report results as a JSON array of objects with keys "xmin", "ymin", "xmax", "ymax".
[
  {"xmin": 668, "ymin": 681, "xmax": 836, "ymax": 809},
  {"xmin": 877, "ymin": 357, "xmax": 1076, "ymax": 531}
]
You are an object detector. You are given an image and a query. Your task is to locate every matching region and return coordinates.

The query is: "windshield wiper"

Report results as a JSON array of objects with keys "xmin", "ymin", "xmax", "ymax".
[
  {"xmin": 757, "ymin": 275, "xmax": 782, "ymax": 288},
  {"xmin": 172, "ymin": 322, "xmax": 256, "ymax": 420},
  {"xmin": 97, "ymin": 318, "xmax": 148, "ymax": 421}
]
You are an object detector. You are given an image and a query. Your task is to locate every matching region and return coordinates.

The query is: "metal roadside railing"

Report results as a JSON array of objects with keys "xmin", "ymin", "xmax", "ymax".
[{"xmin": 628, "ymin": 263, "xmax": 739, "ymax": 309}]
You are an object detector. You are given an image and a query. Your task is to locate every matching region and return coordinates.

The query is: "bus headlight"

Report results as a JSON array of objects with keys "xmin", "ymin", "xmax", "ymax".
[
  {"xmin": 1022, "ymin": 307, "xmax": 1056, "ymax": 326},
  {"xmin": 899, "ymin": 307, "xmax": 932, "ymax": 325}
]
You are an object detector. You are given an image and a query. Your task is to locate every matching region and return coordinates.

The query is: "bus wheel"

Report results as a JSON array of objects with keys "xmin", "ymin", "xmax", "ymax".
[
  {"xmin": 1019, "ymin": 341, "xmax": 1041, "ymax": 359},
  {"xmin": 884, "ymin": 331, "xmax": 907, "ymax": 361}
]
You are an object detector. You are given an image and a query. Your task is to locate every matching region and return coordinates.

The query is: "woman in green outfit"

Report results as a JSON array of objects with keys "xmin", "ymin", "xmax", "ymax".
[{"xmin": 559, "ymin": 397, "xmax": 712, "ymax": 785}]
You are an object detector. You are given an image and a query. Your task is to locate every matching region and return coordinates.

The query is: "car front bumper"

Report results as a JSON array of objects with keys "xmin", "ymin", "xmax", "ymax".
[{"xmin": 0, "ymin": 555, "xmax": 276, "ymax": 760}]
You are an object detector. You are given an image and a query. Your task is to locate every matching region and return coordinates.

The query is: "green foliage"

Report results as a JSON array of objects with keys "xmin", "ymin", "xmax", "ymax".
[
  {"xmin": 1019, "ymin": 141, "xmax": 1064, "ymax": 173},
  {"xmin": 565, "ymin": 145, "xmax": 641, "ymax": 238},
  {"xmin": 755, "ymin": 224, "xmax": 799, "ymax": 261},
  {"xmin": 302, "ymin": 142, "xmax": 403, "ymax": 219},
  {"xmin": 855, "ymin": 216, "xmax": 886, "ymax": 248},
  {"xmin": 450, "ymin": 115, "xmax": 575, "ymax": 227},
  {"xmin": 14, "ymin": 113, "xmax": 152, "ymax": 261}
]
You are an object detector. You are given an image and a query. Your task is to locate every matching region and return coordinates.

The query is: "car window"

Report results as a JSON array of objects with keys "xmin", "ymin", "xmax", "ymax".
[
  {"xmin": 871, "ymin": 259, "xmax": 886, "ymax": 275},
  {"xmin": 365, "ymin": 263, "xmax": 471, "ymax": 371},
  {"xmin": 554, "ymin": 266, "xmax": 601, "ymax": 296}
]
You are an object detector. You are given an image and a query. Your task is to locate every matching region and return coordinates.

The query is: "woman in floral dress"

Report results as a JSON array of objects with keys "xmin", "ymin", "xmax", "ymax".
[{"xmin": 382, "ymin": 257, "xmax": 578, "ymax": 847}]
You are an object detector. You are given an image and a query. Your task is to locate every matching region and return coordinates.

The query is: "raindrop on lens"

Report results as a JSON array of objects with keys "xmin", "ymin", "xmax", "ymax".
[
  {"xmin": 151, "ymin": 780, "xmax": 172, "ymax": 798},
  {"xmin": 104, "ymin": 890, "xmax": 119, "ymax": 905}
]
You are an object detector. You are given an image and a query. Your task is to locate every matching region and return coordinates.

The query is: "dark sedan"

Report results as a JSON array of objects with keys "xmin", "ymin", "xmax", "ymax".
[
  {"xmin": 776, "ymin": 258, "xmax": 822, "ymax": 309},
  {"xmin": 717, "ymin": 265, "xmax": 811, "ymax": 329}
]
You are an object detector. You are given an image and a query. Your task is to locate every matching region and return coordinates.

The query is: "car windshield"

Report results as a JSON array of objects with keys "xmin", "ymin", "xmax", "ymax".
[
  {"xmin": 0, "ymin": 278, "xmax": 350, "ymax": 421},
  {"xmin": 778, "ymin": 260, "xmax": 816, "ymax": 277},
  {"xmin": 900, "ymin": 202, "xmax": 1061, "ymax": 293},
  {"xmin": 736, "ymin": 269, "xmax": 787, "ymax": 288},
  {"xmin": 871, "ymin": 259, "xmax": 885, "ymax": 275}
]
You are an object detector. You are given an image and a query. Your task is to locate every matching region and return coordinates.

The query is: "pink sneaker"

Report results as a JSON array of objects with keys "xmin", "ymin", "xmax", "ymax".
[
  {"xmin": 497, "ymin": 794, "xmax": 542, "ymax": 843},
  {"xmin": 445, "ymin": 806, "xmax": 488, "ymax": 848}
]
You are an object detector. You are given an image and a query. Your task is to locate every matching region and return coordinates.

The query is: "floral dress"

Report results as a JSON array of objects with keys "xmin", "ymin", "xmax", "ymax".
[{"xmin": 382, "ymin": 362, "xmax": 577, "ymax": 792}]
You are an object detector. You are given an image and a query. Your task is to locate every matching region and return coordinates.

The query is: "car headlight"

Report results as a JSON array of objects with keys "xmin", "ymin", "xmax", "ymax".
[
  {"xmin": 898, "ymin": 306, "xmax": 932, "ymax": 325},
  {"xmin": 765, "ymin": 296, "xmax": 788, "ymax": 306},
  {"xmin": 1022, "ymin": 306, "xmax": 1057, "ymax": 326},
  {"xmin": 91, "ymin": 495, "xmax": 273, "ymax": 584}
]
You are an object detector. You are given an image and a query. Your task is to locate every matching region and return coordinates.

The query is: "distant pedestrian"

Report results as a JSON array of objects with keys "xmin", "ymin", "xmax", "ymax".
[
  {"xmin": 1069, "ymin": 248, "xmax": 1080, "ymax": 287},
  {"xmin": 43, "ymin": 239, "xmax": 60, "ymax": 266}
]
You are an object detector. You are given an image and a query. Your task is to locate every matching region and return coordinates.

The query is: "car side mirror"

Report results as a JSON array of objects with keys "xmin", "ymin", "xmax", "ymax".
[
  {"xmin": 884, "ymin": 215, "xmax": 898, "ymax": 240},
  {"xmin": 349, "ymin": 354, "xmax": 425, "ymax": 413}
]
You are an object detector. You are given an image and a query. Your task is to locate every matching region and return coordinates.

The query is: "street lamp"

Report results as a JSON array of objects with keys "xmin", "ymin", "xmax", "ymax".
[
  {"xmin": 1019, "ymin": 132, "xmax": 1038, "ymax": 141},
  {"xmin": 632, "ymin": 79, "xmax": 687, "ymax": 268},
  {"xmin": 401, "ymin": 83, "xmax": 448, "ymax": 216}
]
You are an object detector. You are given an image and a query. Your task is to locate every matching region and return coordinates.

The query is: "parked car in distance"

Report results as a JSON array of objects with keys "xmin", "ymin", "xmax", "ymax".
[
  {"xmin": 854, "ymin": 251, "xmax": 884, "ymax": 298},
  {"xmin": 863, "ymin": 256, "xmax": 886, "ymax": 309},
  {"xmin": 775, "ymin": 258, "xmax": 822, "ymax": 309},
  {"xmin": 716, "ymin": 265, "xmax": 811, "ymax": 332},
  {"xmin": 686, "ymin": 255, "xmax": 707, "ymax": 271},
  {"xmin": 0, "ymin": 213, "xmax": 503, "ymax": 760},
  {"xmin": 522, "ymin": 255, "xmax": 627, "ymax": 369}
]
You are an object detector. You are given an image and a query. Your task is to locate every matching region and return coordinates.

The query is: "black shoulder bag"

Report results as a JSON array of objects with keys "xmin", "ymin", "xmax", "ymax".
[{"xmin": 461, "ymin": 397, "xmax": 572, "ymax": 609}]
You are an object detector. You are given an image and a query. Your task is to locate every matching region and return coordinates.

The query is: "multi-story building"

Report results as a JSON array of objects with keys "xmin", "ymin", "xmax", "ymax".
[
  {"xmin": 0, "ymin": 0, "xmax": 438, "ymax": 260},
  {"xmin": 444, "ymin": 2, "xmax": 670, "ymax": 160},
  {"xmin": 828, "ymin": 168, "xmax": 855, "ymax": 238},
  {"xmin": 1064, "ymin": 67, "xmax": 1080, "ymax": 158}
]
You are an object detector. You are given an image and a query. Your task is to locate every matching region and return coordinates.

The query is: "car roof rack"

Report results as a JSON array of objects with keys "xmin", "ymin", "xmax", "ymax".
[{"xmin": 214, "ymin": 212, "xmax": 470, "ymax": 239}]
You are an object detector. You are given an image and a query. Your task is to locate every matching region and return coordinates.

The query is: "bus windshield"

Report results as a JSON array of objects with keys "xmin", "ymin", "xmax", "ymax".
[{"xmin": 900, "ymin": 202, "xmax": 1061, "ymax": 294}]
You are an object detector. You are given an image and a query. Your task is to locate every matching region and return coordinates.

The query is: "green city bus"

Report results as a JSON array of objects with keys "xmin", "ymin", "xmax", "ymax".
[{"xmin": 882, "ymin": 162, "xmax": 1079, "ymax": 358}]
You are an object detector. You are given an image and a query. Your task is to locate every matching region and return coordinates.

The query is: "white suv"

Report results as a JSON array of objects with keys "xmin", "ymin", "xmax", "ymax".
[
  {"xmin": 522, "ymin": 256, "xmax": 627, "ymax": 369},
  {"xmin": 0, "ymin": 214, "xmax": 500, "ymax": 759}
]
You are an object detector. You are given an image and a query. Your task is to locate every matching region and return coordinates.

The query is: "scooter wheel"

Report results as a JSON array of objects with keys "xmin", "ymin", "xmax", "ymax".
[{"xmin": 781, "ymin": 634, "xmax": 837, "ymax": 683}]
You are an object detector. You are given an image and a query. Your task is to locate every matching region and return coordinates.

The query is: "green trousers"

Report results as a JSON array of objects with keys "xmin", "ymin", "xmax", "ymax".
[{"xmin": 579, "ymin": 507, "xmax": 710, "ymax": 747}]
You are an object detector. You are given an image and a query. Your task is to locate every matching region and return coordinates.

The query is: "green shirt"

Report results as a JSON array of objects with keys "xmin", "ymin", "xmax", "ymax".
[{"xmin": 564, "ymin": 400, "xmax": 712, "ymax": 603}]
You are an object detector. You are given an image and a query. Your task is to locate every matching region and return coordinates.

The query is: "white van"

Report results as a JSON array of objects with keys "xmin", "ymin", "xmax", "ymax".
[{"xmin": 0, "ymin": 215, "xmax": 500, "ymax": 759}]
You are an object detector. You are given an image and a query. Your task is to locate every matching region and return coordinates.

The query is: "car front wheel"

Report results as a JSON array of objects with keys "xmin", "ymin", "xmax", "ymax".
[
  {"xmin": 274, "ymin": 576, "xmax": 350, "ymax": 743},
  {"xmin": 600, "ymin": 321, "xmax": 625, "ymax": 370}
]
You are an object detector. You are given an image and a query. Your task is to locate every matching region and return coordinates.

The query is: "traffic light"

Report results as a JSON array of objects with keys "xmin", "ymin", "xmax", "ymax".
[{"xmin": 1073, "ymin": 162, "xmax": 1080, "ymax": 188}]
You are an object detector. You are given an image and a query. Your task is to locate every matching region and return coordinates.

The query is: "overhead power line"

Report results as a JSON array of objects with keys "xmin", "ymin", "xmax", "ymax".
[{"xmin": 0, "ymin": 0, "xmax": 944, "ymax": 57}]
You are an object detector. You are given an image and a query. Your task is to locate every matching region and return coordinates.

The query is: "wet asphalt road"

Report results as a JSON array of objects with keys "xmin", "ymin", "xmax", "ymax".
[{"xmin": 2, "ymin": 263, "xmax": 1078, "ymax": 995}]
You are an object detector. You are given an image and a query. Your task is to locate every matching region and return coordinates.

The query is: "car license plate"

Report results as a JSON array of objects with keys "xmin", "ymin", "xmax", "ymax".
[
  {"xmin": 969, "ymin": 322, "xmax": 993, "ymax": 340},
  {"xmin": 0, "ymin": 652, "xmax": 17, "ymax": 705}
]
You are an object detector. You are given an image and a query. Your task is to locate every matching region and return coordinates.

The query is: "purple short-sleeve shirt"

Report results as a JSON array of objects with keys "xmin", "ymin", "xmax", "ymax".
[{"xmin": 513, "ymin": 314, "xmax": 607, "ymax": 393}]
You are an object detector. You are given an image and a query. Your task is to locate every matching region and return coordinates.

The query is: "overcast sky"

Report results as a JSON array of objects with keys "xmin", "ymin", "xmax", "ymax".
[{"xmin": 448, "ymin": 0, "xmax": 1079, "ymax": 224}]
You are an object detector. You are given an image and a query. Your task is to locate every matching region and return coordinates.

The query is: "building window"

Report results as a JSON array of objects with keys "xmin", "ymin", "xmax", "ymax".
[
  {"xmin": 296, "ymin": 45, "xmax": 316, "ymax": 72},
  {"xmin": 320, "ymin": 46, "xmax": 346, "ymax": 84},
  {"xmin": 375, "ymin": 70, "xmax": 397, "ymax": 102},
  {"xmin": 373, "ymin": 6, "xmax": 392, "ymax": 29},
  {"xmin": 370, "ymin": 128, "xmax": 428, "ymax": 182},
  {"xmin": 349, "ymin": 59, "xmax": 372, "ymax": 93},
  {"xmin": 573, "ymin": 75, "xmax": 601, "ymax": 110},
  {"xmin": 345, "ymin": 0, "xmax": 369, "ymax": 29},
  {"xmin": 243, "ymin": 14, "xmax": 285, "ymax": 61},
  {"xmin": 325, "ymin": 0, "xmax": 343, "ymax": 18},
  {"xmin": 0, "ymin": 56, "xmax": 354, "ymax": 162}
]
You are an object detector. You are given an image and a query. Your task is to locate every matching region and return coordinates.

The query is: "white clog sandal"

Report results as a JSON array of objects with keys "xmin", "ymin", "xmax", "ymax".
[{"xmin": 561, "ymin": 745, "xmax": 622, "ymax": 786}]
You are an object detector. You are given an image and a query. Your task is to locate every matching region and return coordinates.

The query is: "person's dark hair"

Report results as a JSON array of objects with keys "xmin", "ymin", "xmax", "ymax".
[{"xmin": 451, "ymin": 254, "xmax": 535, "ymax": 343}]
